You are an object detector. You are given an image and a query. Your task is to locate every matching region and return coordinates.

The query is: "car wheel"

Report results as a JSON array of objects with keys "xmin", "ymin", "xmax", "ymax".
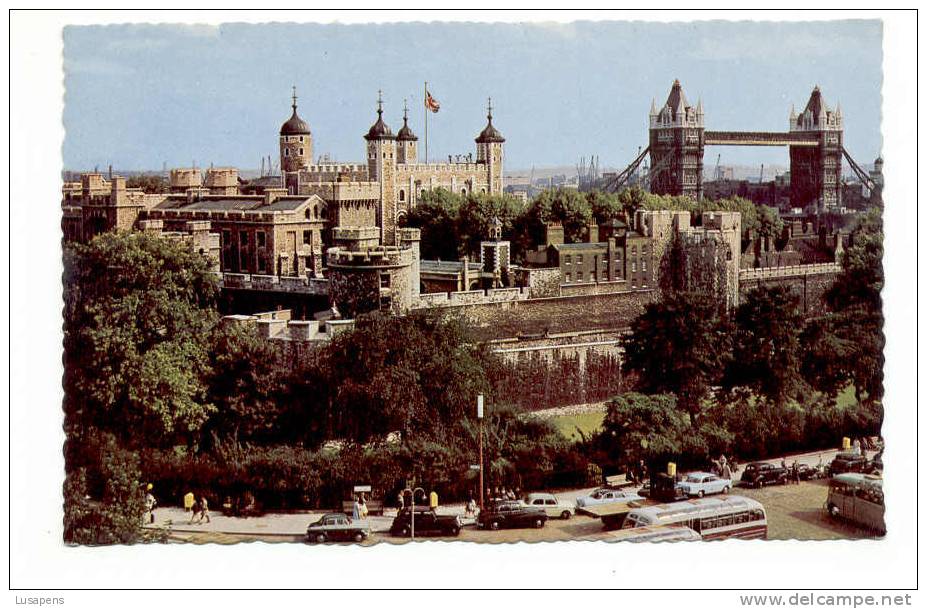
[
  {"xmin": 698, "ymin": 490, "xmax": 705, "ymax": 498},
  {"xmin": 399, "ymin": 526, "xmax": 410, "ymax": 537},
  {"xmin": 757, "ymin": 479, "xmax": 765, "ymax": 488},
  {"xmin": 534, "ymin": 518, "xmax": 545, "ymax": 529},
  {"xmin": 353, "ymin": 532, "xmax": 365, "ymax": 543},
  {"xmin": 450, "ymin": 526, "xmax": 460, "ymax": 537},
  {"xmin": 490, "ymin": 520, "xmax": 500, "ymax": 531},
  {"xmin": 316, "ymin": 533, "xmax": 327, "ymax": 544},
  {"xmin": 722, "ymin": 486, "xmax": 730, "ymax": 494},
  {"xmin": 561, "ymin": 511, "xmax": 572, "ymax": 520},
  {"xmin": 828, "ymin": 504, "xmax": 839, "ymax": 517}
]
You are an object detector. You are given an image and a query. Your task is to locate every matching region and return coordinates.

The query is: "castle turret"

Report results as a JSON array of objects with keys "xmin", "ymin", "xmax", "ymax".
[
  {"xmin": 364, "ymin": 91, "xmax": 398, "ymax": 245},
  {"xmin": 648, "ymin": 79, "xmax": 705, "ymax": 200},
  {"xmin": 475, "ymin": 97, "xmax": 505, "ymax": 195},
  {"xmin": 396, "ymin": 99, "xmax": 418, "ymax": 165},
  {"xmin": 280, "ymin": 87, "xmax": 312, "ymax": 193}
]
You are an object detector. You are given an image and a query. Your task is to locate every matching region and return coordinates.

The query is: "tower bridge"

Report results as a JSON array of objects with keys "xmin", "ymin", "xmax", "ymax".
[{"xmin": 607, "ymin": 80, "xmax": 878, "ymax": 211}]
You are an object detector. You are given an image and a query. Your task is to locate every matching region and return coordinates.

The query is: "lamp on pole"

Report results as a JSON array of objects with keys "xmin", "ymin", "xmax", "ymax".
[
  {"xmin": 477, "ymin": 394, "xmax": 485, "ymax": 512},
  {"xmin": 406, "ymin": 486, "xmax": 425, "ymax": 540}
]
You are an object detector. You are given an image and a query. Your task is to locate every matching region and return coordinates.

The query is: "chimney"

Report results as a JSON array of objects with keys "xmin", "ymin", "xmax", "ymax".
[
  {"xmin": 545, "ymin": 223, "xmax": 564, "ymax": 246},
  {"xmin": 264, "ymin": 187, "xmax": 287, "ymax": 206},
  {"xmin": 587, "ymin": 223, "xmax": 599, "ymax": 243},
  {"xmin": 461, "ymin": 255, "xmax": 470, "ymax": 291}
]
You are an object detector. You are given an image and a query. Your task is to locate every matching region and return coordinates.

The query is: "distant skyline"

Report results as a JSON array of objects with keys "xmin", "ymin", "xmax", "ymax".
[{"xmin": 63, "ymin": 20, "xmax": 883, "ymax": 172}]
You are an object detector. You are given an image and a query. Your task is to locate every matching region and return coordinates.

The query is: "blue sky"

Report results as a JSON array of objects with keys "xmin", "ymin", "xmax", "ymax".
[{"xmin": 63, "ymin": 20, "xmax": 882, "ymax": 172}]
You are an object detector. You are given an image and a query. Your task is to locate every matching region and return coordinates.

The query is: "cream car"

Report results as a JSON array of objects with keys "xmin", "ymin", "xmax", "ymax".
[{"xmin": 524, "ymin": 492, "xmax": 575, "ymax": 520}]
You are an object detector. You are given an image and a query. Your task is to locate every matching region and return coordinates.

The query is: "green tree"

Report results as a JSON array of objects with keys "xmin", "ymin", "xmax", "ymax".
[
  {"xmin": 204, "ymin": 322, "xmax": 288, "ymax": 446},
  {"xmin": 623, "ymin": 293, "xmax": 731, "ymax": 423},
  {"xmin": 729, "ymin": 286, "xmax": 806, "ymax": 405},
  {"xmin": 456, "ymin": 193, "xmax": 523, "ymax": 257},
  {"xmin": 522, "ymin": 188, "xmax": 594, "ymax": 244},
  {"xmin": 63, "ymin": 232, "xmax": 219, "ymax": 447},
  {"xmin": 401, "ymin": 188, "xmax": 462, "ymax": 261},
  {"xmin": 126, "ymin": 174, "xmax": 169, "ymax": 193}
]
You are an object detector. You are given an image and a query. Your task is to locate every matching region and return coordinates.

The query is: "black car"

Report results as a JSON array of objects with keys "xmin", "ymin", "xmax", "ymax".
[
  {"xmin": 477, "ymin": 500, "xmax": 547, "ymax": 530},
  {"xmin": 389, "ymin": 507, "xmax": 462, "ymax": 537},
  {"xmin": 651, "ymin": 473, "xmax": 688, "ymax": 502},
  {"xmin": 740, "ymin": 462, "xmax": 789, "ymax": 487},
  {"xmin": 305, "ymin": 512, "xmax": 370, "ymax": 543},
  {"xmin": 829, "ymin": 451, "xmax": 882, "ymax": 476}
]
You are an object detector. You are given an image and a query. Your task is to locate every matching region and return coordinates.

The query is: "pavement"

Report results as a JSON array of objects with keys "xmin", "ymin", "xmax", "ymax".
[{"xmin": 146, "ymin": 446, "xmax": 857, "ymax": 542}]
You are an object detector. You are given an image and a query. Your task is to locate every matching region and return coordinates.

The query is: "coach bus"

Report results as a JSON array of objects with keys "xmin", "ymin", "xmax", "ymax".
[
  {"xmin": 621, "ymin": 495, "xmax": 767, "ymax": 540},
  {"xmin": 824, "ymin": 473, "xmax": 885, "ymax": 535}
]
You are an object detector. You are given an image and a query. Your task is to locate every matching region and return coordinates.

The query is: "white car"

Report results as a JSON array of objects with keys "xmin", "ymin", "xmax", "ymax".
[
  {"xmin": 677, "ymin": 472, "xmax": 732, "ymax": 497},
  {"xmin": 524, "ymin": 492, "xmax": 575, "ymax": 520},
  {"xmin": 575, "ymin": 488, "xmax": 641, "ymax": 508}
]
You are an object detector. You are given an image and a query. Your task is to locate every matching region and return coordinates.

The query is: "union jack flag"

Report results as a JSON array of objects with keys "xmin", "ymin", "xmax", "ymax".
[{"xmin": 425, "ymin": 90, "xmax": 440, "ymax": 113}]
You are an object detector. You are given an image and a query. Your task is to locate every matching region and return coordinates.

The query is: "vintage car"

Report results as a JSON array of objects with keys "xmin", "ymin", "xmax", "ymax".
[
  {"xmin": 828, "ymin": 451, "xmax": 880, "ymax": 476},
  {"xmin": 305, "ymin": 512, "xmax": 370, "ymax": 543},
  {"xmin": 575, "ymin": 488, "xmax": 642, "ymax": 508},
  {"xmin": 677, "ymin": 472, "xmax": 732, "ymax": 497},
  {"xmin": 740, "ymin": 462, "xmax": 789, "ymax": 488},
  {"xmin": 477, "ymin": 499, "xmax": 547, "ymax": 530},
  {"xmin": 389, "ymin": 506, "xmax": 462, "ymax": 537},
  {"xmin": 524, "ymin": 492, "xmax": 575, "ymax": 519}
]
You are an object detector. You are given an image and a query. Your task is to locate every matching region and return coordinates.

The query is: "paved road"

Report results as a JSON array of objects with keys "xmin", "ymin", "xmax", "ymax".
[{"xmin": 149, "ymin": 447, "xmax": 869, "ymax": 544}]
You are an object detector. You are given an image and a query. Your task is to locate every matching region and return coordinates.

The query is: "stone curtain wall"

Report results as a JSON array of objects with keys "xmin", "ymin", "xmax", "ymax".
[
  {"xmin": 738, "ymin": 266, "xmax": 839, "ymax": 316},
  {"xmin": 446, "ymin": 289, "xmax": 659, "ymax": 341}
]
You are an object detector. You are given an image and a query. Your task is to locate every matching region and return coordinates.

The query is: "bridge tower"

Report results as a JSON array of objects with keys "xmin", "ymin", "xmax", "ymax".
[
  {"xmin": 648, "ymin": 79, "xmax": 705, "ymax": 200},
  {"xmin": 789, "ymin": 86, "xmax": 843, "ymax": 211}
]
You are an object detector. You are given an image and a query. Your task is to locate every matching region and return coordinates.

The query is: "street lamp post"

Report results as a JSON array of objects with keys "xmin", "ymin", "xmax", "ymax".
[
  {"xmin": 406, "ymin": 486, "xmax": 425, "ymax": 540},
  {"xmin": 477, "ymin": 394, "xmax": 485, "ymax": 512}
]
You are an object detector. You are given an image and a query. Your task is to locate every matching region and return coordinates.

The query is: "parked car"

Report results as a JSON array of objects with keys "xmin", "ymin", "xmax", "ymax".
[
  {"xmin": 305, "ymin": 512, "xmax": 370, "ymax": 543},
  {"xmin": 677, "ymin": 472, "xmax": 732, "ymax": 497},
  {"xmin": 649, "ymin": 473, "xmax": 688, "ymax": 503},
  {"xmin": 524, "ymin": 492, "xmax": 575, "ymax": 520},
  {"xmin": 740, "ymin": 462, "xmax": 789, "ymax": 488},
  {"xmin": 828, "ymin": 451, "xmax": 880, "ymax": 476},
  {"xmin": 575, "ymin": 488, "xmax": 642, "ymax": 508},
  {"xmin": 477, "ymin": 500, "xmax": 547, "ymax": 530},
  {"xmin": 389, "ymin": 506, "xmax": 462, "ymax": 537},
  {"xmin": 796, "ymin": 463, "xmax": 826, "ymax": 480}
]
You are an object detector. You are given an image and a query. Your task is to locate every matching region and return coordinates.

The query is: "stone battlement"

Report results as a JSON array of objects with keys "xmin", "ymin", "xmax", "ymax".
[
  {"xmin": 327, "ymin": 245, "xmax": 415, "ymax": 268},
  {"xmin": 217, "ymin": 272, "xmax": 330, "ymax": 295},
  {"xmin": 396, "ymin": 162, "xmax": 486, "ymax": 173},
  {"xmin": 739, "ymin": 263, "xmax": 840, "ymax": 280},
  {"xmin": 413, "ymin": 287, "xmax": 530, "ymax": 308}
]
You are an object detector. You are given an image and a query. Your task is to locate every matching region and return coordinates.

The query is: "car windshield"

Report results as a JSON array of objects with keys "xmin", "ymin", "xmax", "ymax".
[{"xmin": 685, "ymin": 475, "xmax": 703, "ymax": 483}]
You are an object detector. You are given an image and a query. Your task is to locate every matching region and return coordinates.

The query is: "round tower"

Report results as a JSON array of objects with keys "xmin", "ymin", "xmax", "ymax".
[{"xmin": 280, "ymin": 86, "xmax": 312, "ymax": 177}]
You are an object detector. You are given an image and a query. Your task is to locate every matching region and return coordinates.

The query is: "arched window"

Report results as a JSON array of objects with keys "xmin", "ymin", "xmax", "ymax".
[
  {"xmin": 481, "ymin": 188, "xmax": 486, "ymax": 194},
  {"xmin": 421, "ymin": 189, "xmax": 427, "ymax": 198},
  {"xmin": 320, "ymin": 207, "xmax": 327, "ymax": 219},
  {"xmin": 399, "ymin": 189, "xmax": 406, "ymax": 202},
  {"xmin": 461, "ymin": 188, "xmax": 467, "ymax": 195},
  {"xmin": 313, "ymin": 205, "xmax": 318, "ymax": 219}
]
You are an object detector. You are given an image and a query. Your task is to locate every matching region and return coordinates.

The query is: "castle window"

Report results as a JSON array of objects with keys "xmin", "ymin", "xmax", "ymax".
[
  {"xmin": 577, "ymin": 271, "xmax": 584, "ymax": 281},
  {"xmin": 222, "ymin": 230, "xmax": 231, "ymax": 247},
  {"xmin": 399, "ymin": 189, "xmax": 405, "ymax": 202},
  {"xmin": 461, "ymin": 188, "xmax": 467, "ymax": 195},
  {"xmin": 303, "ymin": 230, "xmax": 312, "ymax": 245},
  {"xmin": 284, "ymin": 148, "xmax": 289, "ymax": 157},
  {"xmin": 240, "ymin": 232, "xmax": 249, "ymax": 246},
  {"xmin": 299, "ymin": 136, "xmax": 304, "ymax": 142},
  {"xmin": 576, "ymin": 254, "xmax": 584, "ymax": 264},
  {"xmin": 632, "ymin": 261, "xmax": 637, "ymax": 272},
  {"xmin": 564, "ymin": 255, "xmax": 572, "ymax": 265},
  {"xmin": 380, "ymin": 273, "xmax": 391, "ymax": 289},
  {"xmin": 565, "ymin": 272, "xmax": 571, "ymax": 282},
  {"xmin": 257, "ymin": 231, "xmax": 266, "ymax": 248},
  {"xmin": 257, "ymin": 256, "xmax": 266, "ymax": 273},
  {"xmin": 299, "ymin": 148, "xmax": 304, "ymax": 155}
]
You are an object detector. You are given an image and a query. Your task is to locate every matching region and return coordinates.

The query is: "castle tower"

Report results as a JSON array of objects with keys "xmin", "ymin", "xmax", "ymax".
[
  {"xmin": 364, "ymin": 91, "xmax": 398, "ymax": 245},
  {"xmin": 475, "ymin": 97, "xmax": 505, "ymax": 195},
  {"xmin": 280, "ymin": 86, "xmax": 312, "ymax": 194},
  {"xmin": 648, "ymin": 79, "xmax": 705, "ymax": 200},
  {"xmin": 396, "ymin": 100, "xmax": 418, "ymax": 165},
  {"xmin": 789, "ymin": 86, "xmax": 843, "ymax": 211}
]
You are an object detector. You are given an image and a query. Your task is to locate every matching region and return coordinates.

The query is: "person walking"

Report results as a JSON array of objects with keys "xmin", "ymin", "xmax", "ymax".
[
  {"xmin": 359, "ymin": 494, "xmax": 369, "ymax": 519},
  {"xmin": 144, "ymin": 485, "xmax": 157, "ymax": 524},
  {"xmin": 188, "ymin": 496, "xmax": 201, "ymax": 525},
  {"xmin": 352, "ymin": 495, "xmax": 360, "ymax": 521},
  {"xmin": 720, "ymin": 461, "xmax": 732, "ymax": 481}
]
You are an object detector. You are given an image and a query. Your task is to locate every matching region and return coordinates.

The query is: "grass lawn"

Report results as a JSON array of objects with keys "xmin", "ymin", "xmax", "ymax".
[{"xmin": 550, "ymin": 411, "xmax": 605, "ymax": 441}]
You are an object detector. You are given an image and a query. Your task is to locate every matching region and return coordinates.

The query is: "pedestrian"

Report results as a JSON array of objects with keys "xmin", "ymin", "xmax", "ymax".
[
  {"xmin": 852, "ymin": 438, "xmax": 862, "ymax": 456},
  {"xmin": 144, "ymin": 484, "xmax": 157, "ymax": 524},
  {"xmin": 199, "ymin": 495, "xmax": 211, "ymax": 523},
  {"xmin": 780, "ymin": 458, "xmax": 787, "ymax": 471},
  {"xmin": 507, "ymin": 488, "xmax": 516, "ymax": 501},
  {"xmin": 466, "ymin": 492, "xmax": 476, "ymax": 517},
  {"xmin": 721, "ymin": 461, "xmax": 732, "ymax": 481},
  {"xmin": 397, "ymin": 490, "xmax": 405, "ymax": 512},
  {"xmin": 792, "ymin": 462, "xmax": 801, "ymax": 485},
  {"xmin": 359, "ymin": 493, "xmax": 369, "ymax": 519},
  {"xmin": 352, "ymin": 495, "xmax": 360, "ymax": 521},
  {"xmin": 188, "ymin": 496, "xmax": 201, "ymax": 524}
]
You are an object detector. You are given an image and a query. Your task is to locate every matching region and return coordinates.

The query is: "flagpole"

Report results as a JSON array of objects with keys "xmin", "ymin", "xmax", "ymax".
[{"xmin": 424, "ymin": 81, "xmax": 428, "ymax": 164}]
